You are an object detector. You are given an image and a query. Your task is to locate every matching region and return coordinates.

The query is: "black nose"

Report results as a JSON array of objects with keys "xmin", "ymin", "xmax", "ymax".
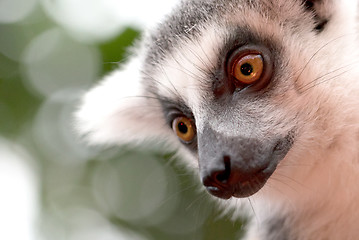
[{"xmin": 202, "ymin": 155, "xmax": 273, "ymax": 199}]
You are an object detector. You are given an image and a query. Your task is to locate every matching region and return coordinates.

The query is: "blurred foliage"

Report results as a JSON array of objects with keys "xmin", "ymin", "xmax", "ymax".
[
  {"xmin": 0, "ymin": 60, "xmax": 41, "ymax": 137},
  {"xmin": 0, "ymin": 2, "xmax": 245, "ymax": 240}
]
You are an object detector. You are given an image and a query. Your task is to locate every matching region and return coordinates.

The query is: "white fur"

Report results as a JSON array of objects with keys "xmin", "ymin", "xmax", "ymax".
[
  {"xmin": 75, "ymin": 55, "xmax": 173, "ymax": 146},
  {"xmin": 76, "ymin": 0, "xmax": 359, "ymax": 239}
]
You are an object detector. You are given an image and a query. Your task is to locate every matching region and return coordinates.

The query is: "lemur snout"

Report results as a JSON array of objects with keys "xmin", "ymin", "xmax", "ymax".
[
  {"xmin": 202, "ymin": 155, "xmax": 274, "ymax": 199},
  {"xmin": 198, "ymin": 125, "xmax": 294, "ymax": 199}
]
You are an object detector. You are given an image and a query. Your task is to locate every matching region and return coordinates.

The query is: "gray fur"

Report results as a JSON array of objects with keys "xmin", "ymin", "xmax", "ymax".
[
  {"xmin": 143, "ymin": 0, "xmax": 330, "ymax": 74},
  {"xmin": 75, "ymin": 0, "xmax": 359, "ymax": 239},
  {"xmin": 265, "ymin": 217, "xmax": 292, "ymax": 240}
]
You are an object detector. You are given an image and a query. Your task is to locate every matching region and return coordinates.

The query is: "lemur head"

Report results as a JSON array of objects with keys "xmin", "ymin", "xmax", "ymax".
[{"xmin": 76, "ymin": 0, "xmax": 359, "ymax": 200}]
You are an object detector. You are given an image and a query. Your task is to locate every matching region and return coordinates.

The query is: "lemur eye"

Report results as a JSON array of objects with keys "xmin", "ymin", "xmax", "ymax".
[
  {"xmin": 227, "ymin": 46, "xmax": 273, "ymax": 91},
  {"xmin": 231, "ymin": 54, "xmax": 264, "ymax": 86},
  {"xmin": 172, "ymin": 117, "xmax": 196, "ymax": 143}
]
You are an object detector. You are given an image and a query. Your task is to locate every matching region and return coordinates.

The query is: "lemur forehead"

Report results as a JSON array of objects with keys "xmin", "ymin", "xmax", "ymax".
[
  {"xmin": 143, "ymin": 0, "xmax": 227, "ymax": 69},
  {"xmin": 143, "ymin": 0, "xmax": 310, "ymax": 70},
  {"xmin": 141, "ymin": 0, "xmax": 316, "ymax": 115}
]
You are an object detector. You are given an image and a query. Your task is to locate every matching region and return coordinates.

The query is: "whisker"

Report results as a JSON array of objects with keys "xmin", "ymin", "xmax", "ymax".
[
  {"xmin": 279, "ymin": 163, "xmax": 313, "ymax": 168},
  {"xmin": 295, "ymin": 32, "xmax": 358, "ymax": 85},
  {"xmin": 185, "ymin": 192, "xmax": 208, "ymax": 211},
  {"xmin": 247, "ymin": 197, "xmax": 259, "ymax": 226},
  {"xmin": 169, "ymin": 34, "xmax": 217, "ymax": 84},
  {"xmin": 167, "ymin": 49, "xmax": 210, "ymax": 84},
  {"xmin": 273, "ymin": 173, "xmax": 309, "ymax": 191},
  {"xmin": 164, "ymin": 63, "xmax": 207, "ymax": 84},
  {"xmin": 141, "ymin": 70, "xmax": 180, "ymax": 98},
  {"xmin": 264, "ymin": 181, "xmax": 296, "ymax": 209},
  {"xmin": 158, "ymin": 64, "xmax": 186, "ymax": 101},
  {"xmin": 298, "ymin": 61, "xmax": 359, "ymax": 93},
  {"xmin": 198, "ymin": 41, "xmax": 217, "ymax": 70},
  {"xmin": 159, "ymin": 181, "xmax": 200, "ymax": 207},
  {"xmin": 300, "ymin": 68, "xmax": 353, "ymax": 93},
  {"xmin": 186, "ymin": 43, "xmax": 217, "ymax": 78}
]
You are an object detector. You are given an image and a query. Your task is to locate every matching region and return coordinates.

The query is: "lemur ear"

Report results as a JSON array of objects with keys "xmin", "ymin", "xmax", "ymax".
[{"xmin": 75, "ymin": 56, "xmax": 170, "ymax": 146}]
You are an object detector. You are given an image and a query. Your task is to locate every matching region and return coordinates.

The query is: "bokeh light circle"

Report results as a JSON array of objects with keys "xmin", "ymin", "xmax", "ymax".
[
  {"xmin": 0, "ymin": 139, "xmax": 39, "ymax": 240},
  {"xmin": 0, "ymin": 0, "xmax": 38, "ymax": 24},
  {"xmin": 92, "ymin": 152, "xmax": 180, "ymax": 226},
  {"xmin": 21, "ymin": 28, "xmax": 100, "ymax": 98},
  {"xmin": 32, "ymin": 89, "xmax": 100, "ymax": 165}
]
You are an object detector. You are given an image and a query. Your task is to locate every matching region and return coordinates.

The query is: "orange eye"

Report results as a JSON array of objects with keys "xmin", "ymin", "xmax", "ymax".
[
  {"xmin": 172, "ymin": 117, "xmax": 196, "ymax": 143},
  {"xmin": 231, "ymin": 54, "xmax": 264, "ymax": 86}
]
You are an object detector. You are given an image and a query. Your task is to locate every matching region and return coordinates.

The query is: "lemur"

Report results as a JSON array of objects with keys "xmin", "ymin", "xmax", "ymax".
[{"xmin": 75, "ymin": 0, "xmax": 359, "ymax": 239}]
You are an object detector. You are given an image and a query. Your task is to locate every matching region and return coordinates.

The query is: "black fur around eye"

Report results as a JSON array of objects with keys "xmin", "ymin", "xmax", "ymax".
[
  {"xmin": 304, "ymin": 0, "xmax": 314, "ymax": 11},
  {"xmin": 302, "ymin": 0, "xmax": 329, "ymax": 32}
]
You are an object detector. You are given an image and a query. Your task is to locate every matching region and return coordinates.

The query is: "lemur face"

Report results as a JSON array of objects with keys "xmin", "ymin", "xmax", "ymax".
[
  {"xmin": 76, "ymin": 0, "xmax": 359, "ymax": 200},
  {"xmin": 153, "ymin": 28, "xmax": 297, "ymax": 198}
]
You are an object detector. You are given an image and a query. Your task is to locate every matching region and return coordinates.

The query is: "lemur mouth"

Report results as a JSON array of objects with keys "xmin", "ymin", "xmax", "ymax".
[{"xmin": 200, "ymin": 132, "xmax": 294, "ymax": 199}]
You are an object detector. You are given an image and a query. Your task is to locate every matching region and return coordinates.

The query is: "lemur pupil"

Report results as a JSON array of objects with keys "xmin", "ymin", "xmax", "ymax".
[
  {"xmin": 241, "ymin": 63, "xmax": 253, "ymax": 76},
  {"xmin": 178, "ymin": 122, "xmax": 188, "ymax": 134}
]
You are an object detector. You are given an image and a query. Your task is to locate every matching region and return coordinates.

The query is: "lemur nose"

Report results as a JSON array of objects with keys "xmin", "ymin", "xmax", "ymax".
[
  {"xmin": 202, "ymin": 155, "xmax": 235, "ymax": 199},
  {"xmin": 202, "ymin": 155, "xmax": 271, "ymax": 199},
  {"xmin": 212, "ymin": 155, "xmax": 232, "ymax": 183}
]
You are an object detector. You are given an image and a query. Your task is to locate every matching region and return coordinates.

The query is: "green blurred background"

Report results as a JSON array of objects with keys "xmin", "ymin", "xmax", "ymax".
[{"xmin": 0, "ymin": 1, "xmax": 245, "ymax": 239}]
